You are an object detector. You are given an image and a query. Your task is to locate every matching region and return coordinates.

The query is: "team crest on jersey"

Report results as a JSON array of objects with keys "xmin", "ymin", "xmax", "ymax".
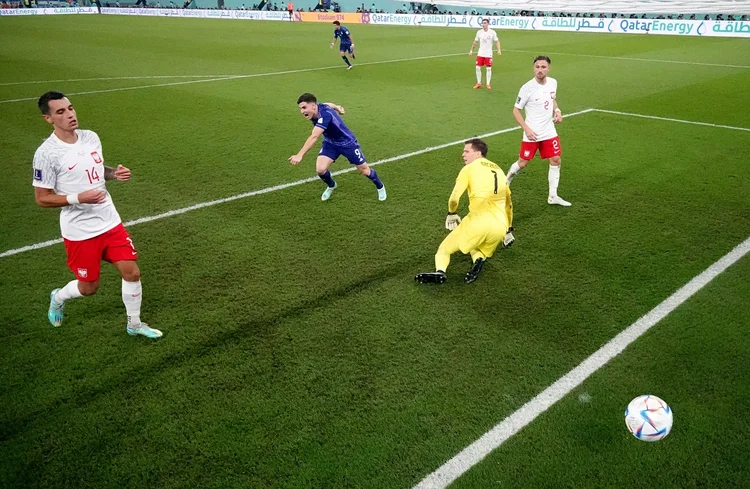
[
  {"xmin": 77, "ymin": 268, "xmax": 88, "ymax": 278},
  {"xmin": 90, "ymin": 151, "xmax": 102, "ymax": 164},
  {"xmin": 523, "ymin": 150, "xmax": 531, "ymax": 158},
  {"xmin": 34, "ymin": 169, "xmax": 42, "ymax": 181}
]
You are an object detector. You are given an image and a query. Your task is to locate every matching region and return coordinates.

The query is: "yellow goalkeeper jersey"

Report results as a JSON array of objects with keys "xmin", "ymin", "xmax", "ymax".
[{"xmin": 448, "ymin": 157, "xmax": 508, "ymax": 220}]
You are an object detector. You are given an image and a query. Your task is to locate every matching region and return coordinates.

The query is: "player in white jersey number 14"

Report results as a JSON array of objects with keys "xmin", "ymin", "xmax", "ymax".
[
  {"xmin": 32, "ymin": 91, "xmax": 162, "ymax": 339},
  {"xmin": 506, "ymin": 56, "xmax": 571, "ymax": 206},
  {"xmin": 469, "ymin": 19, "xmax": 501, "ymax": 90}
]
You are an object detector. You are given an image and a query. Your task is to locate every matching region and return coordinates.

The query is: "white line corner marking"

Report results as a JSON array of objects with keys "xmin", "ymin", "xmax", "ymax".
[{"xmin": 414, "ymin": 236, "xmax": 750, "ymax": 489}]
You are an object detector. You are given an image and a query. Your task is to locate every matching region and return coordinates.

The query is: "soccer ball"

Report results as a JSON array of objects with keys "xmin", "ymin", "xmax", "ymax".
[{"xmin": 624, "ymin": 395, "xmax": 673, "ymax": 442}]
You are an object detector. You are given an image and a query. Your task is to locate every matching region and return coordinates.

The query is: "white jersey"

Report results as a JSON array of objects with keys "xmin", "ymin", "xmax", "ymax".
[
  {"xmin": 514, "ymin": 77, "xmax": 559, "ymax": 142},
  {"xmin": 32, "ymin": 129, "xmax": 122, "ymax": 241},
  {"xmin": 474, "ymin": 28, "xmax": 498, "ymax": 58}
]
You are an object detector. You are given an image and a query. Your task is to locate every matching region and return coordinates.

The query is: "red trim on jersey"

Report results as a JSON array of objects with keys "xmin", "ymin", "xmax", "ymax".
[{"xmin": 64, "ymin": 224, "xmax": 137, "ymax": 282}]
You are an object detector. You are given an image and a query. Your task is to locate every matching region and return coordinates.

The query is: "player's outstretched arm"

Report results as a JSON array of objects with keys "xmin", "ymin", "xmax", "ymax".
[{"xmin": 289, "ymin": 126, "xmax": 324, "ymax": 165}]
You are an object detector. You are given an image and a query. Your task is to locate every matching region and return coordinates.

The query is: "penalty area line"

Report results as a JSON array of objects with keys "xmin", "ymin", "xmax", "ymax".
[{"xmin": 413, "ymin": 235, "xmax": 750, "ymax": 489}]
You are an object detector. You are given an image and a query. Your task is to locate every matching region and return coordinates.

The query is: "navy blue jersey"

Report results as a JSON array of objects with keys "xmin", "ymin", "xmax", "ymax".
[
  {"xmin": 313, "ymin": 104, "xmax": 358, "ymax": 148},
  {"xmin": 334, "ymin": 26, "xmax": 352, "ymax": 44}
]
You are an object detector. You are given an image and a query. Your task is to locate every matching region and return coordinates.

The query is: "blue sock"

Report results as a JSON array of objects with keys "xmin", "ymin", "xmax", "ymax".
[
  {"xmin": 366, "ymin": 169, "xmax": 384, "ymax": 189},
  {"xmin": 318, "ymin": 170, "xmax": 336, "ymax": 188},
  {"xmin": 341, "ymin": 56, "xmax": 351, "ymax": 67}
]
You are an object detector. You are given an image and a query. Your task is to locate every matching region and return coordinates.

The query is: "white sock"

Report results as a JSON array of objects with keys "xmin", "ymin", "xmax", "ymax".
[
  {"xmin": 476, "ymin": 66, "xmax": 482, "ymax": 84},
  {"xmin": 486, "ymin": 67, "xmax": 492, "ymax": 85},
  {"xmin": 548, "ymin": 164, "xmax": 561, "ymax": 197},
  {"xmin": 122, "ymin": 279, "xmax": 142, "ymax": 326},
  {"xmin": 507, "ymin": 162, "xmax": 522, "ymax": 184},
  {"xmin": 54, "ymin": 280, "xmax": 83, "ymax": 304}
]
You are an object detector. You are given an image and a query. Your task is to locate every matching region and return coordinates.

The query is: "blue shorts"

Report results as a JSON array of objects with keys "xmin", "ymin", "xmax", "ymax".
[
  {"xmin": 340, "ymin": 43, "xmax": 353, "ymax": 54},
  {"xmin": 319, "ymin": 142, "xmax": 366, "ymax": 166}
]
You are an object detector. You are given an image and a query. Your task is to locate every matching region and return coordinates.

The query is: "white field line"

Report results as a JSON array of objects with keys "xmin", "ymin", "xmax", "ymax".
[
  {"xmin": 3, "ymin": 51, "xmax": 745, "ymax": 89},
  {"xmin": 414, "ymin": 235, "xmax": 750, "ymax": 489},
  {"xmin": 0, "ymin": 108, "xmax": 595, "ymax": 259},
  {"xmin": 506, "ymin": 49, "xmax": 750, "ymax": 69},
  {"xmin": 0, "ymin": 75, "xmax": 228, "ymax": 87},
  {"xmin": 0, "ymin": 53, "xmax": 465, "ymax": 104},
  {"xmin": 593, "ymin": 108, "xmax": 750, "ymax": 132}
]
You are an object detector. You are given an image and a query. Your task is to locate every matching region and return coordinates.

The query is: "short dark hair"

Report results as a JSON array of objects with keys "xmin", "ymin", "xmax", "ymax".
[
  {"xmin": 481, "ymin": 18, "xmax": 489, "ymax": 23},
  {"xmin": 333, "ymin": 20, "xmax": 340, "ymax": 25},
  {"xmin": 533, "ymin": 55, "xmax": 551, "ymax": 65},
  {"xmin": 297, "ymin": 93, "xmax": 317, "ymax": 105},
  {"xmin": 464, "ymin": 138, "xmax": 488, "ymax": 157},
  {"xmin": 38, "ymin": 91, "xmax": 67, "ymax": 115}
]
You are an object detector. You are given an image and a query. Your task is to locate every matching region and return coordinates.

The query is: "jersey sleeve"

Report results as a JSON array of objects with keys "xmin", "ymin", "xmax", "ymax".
[
  {"xmin": 474, "ymin": 30, "xmax": 481, "ymax": 41},
  {"xmin": 493, "ymin": 31, "xmax": 499, "ymax": 41},
  {"xmin": 448, "ymin": 166, "xmax": 470, "ymax": 213},
  {"xmin": 32, "ymin": 147, "xmax": 57, "ymax": 189},
  {"xmin": 514, "ymin": 85, "xmax": 529, "ymax": 109},
  {"xmin": 314, "ymin": 108, "xmax": 332, "ymax": 131}
]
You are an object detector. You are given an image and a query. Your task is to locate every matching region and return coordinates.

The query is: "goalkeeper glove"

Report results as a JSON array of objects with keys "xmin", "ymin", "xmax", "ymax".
[{"xmin": 445, "ymin": 213, "xmax": 462, "ymax": 231}]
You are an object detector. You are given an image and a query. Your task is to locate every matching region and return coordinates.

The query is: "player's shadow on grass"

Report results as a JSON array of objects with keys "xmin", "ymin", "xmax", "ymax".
[{"xmin": 1, "ymin": 252, "xmax": 431, "ymax": 441}]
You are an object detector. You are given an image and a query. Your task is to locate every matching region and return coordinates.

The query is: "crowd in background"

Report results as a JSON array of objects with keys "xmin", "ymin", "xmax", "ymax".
[
  {"xmin": 2, "ymin": 0, "xmax": 748, "ymax": 19},
  {"xmin": 400, "ymin": 3, "xmax": 747, "ymax": 20}
]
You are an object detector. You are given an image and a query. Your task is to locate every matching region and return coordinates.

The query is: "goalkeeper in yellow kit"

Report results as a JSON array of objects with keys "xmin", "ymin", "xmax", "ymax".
[{"xmin": 415, "ymin": 138, "xmax": 514, "ymax": 285}]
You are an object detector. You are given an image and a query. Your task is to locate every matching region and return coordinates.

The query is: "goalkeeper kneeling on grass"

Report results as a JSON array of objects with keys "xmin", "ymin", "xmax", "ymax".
[{"xmin": 415, "ymin": 138, "xmax": 515, "ymax": 285}]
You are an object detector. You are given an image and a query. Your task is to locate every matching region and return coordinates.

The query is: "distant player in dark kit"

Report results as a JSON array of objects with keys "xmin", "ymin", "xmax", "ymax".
[{"xmin": 330, "ymin": 20, "xmax": 356, "ymax": 69}]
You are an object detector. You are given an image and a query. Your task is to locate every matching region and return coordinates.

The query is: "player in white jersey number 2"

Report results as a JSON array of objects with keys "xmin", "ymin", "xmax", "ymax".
[
  {"xmin": 32, "ymin": 91, "xmax": 162, "ymax": 339},
  {"xmin": 469, "ymin": 18, "xmax": 501, "ymax": 89},
  {"xmin": 506, "ymin": 56, "xmax": 571, "ymax": 206}
]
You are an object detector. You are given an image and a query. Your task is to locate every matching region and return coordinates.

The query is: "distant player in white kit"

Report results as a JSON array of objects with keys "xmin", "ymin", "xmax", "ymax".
[
  {"xmin": 469, "ymin": 18, "xmax": 501, "ymax": 89},
  {"xmin": 506, "ymin": 56, "xmax": 571, "ymax": 206},
  {"xmin": 32, "ymin": 91, "xmax": 162, "ymax": 338}
]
